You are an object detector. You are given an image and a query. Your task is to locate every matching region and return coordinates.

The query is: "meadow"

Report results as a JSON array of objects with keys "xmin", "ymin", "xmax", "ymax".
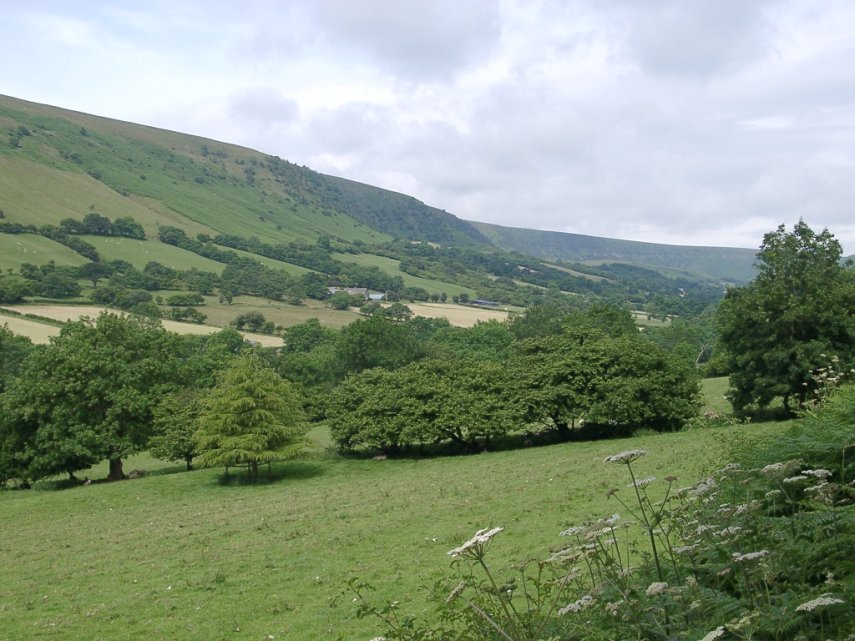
[
  {"xmin": 333, "ymin": 251, "xmax": 476, "ymax": 297},
  {"xmin": 0, "ymin": 410, "xmax": 787, "ymax": 641}
]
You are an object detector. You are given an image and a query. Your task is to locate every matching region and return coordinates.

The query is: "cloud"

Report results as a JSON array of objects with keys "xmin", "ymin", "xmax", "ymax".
[
  {"xmin": 307, "ymin": 0, "xmax": 502, "ymax": 81},
  {"xmin": 614, "ymin": 0, "xmax": 778, "ymax": 78},
  {"xmin": 230, "ymin": 88, "xmax": 299, "ymax": 128}
]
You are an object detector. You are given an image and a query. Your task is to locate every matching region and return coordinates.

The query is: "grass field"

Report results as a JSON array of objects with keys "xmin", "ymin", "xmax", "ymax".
[
  {"xmin": 0, "ymin": 415, "xmax": 787, "ymax": 641},
  {"xmin": 80, "ymin": 236, "xmax": 227, "ymax": 273},
  {"xmin": 333, "ymin": 252, "xmax": 476, "ymax": 297},
  {"xmin": 0, "ymin": 313, "xmax": 62, "ymax": 343},
  {"xmin": 406, "ymin": 301, "xmax": 510, "ymax": 327},
  {"xmin": 0, "ymin": 305, "xmax": 284, "ymax": 347},
  {"xmin": 0, "ymin": 233, "xmax": 91, "ymax": 270}
]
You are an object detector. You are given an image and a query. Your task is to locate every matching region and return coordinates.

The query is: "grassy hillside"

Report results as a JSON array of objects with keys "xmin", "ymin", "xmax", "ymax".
[
  {"xmin": 0, "ymin": 233, "xmax": 90, "ymax": 270},
  {"xmin": 0, "ymin": 94, "xmax": 488, "ymax": 249},
  {"xmin": 0, "ymin": 420, "xmax": 787, "ymax": 641},
  {"xmin": 472, "ymin": 221, "xmax": 758, "ymax": 284},
  {"xmin": 2, "ymin": 93, "xmax": 767, "ymax": 286}
]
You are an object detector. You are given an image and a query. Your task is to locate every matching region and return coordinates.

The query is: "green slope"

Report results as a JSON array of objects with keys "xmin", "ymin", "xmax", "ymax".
[
  {"xmin": 471, "ymin": 221, "xmax": 758, "ymax": 283},
  {"xmin": 1, "ymin": 93, "xmax": 762, "ymax": 285},
  {"xmin": 0, "ymin": 94, "xmax": 488, "ymax": 249}
]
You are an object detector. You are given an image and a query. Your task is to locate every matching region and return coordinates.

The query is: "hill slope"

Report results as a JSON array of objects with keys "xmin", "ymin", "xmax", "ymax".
[
  {"xmin": 472, "ymin": 221, "xmax": 758, "ymax": 283},
  {"xmin": 2, "ymin": 93, "xmax": 757, "ymax": 284},
  {"xmin": 0, "ymin": 94, "xmax": 488, "ymax": 248}
]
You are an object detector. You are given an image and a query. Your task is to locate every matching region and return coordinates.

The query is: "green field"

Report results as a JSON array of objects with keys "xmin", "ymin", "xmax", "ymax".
[
  {"xmin": 0, "ymin": 416, "xmax": 787, "ymax": 641},
  {"xmin": 0, "ymin": 233, "xmax": 90, "ymax": 270},
  {"xmin": 80, "ymin": 236, "xmax": 227, "ymax": 273},
  {"xmin": 333, "ymin": 252, "xmax": 476, "ymax": 297},
  {"xmin": 199, "ymin": 296, "xmax": 361, "ymax": 330}
]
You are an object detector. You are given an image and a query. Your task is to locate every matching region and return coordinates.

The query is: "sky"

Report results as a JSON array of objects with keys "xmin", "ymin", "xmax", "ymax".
[{"xmin": 2, "ymin": 0, "xmax": 855, "ymax": 252}]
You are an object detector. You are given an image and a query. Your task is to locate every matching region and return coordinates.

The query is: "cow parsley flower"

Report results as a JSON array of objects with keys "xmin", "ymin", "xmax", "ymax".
[
  {"xmin": 733, "ymin": 550, "xmax": 769, "ymax": 562},
  {"xmin": 795, "ymin": 594, "xmax": 844, "ymax": 612},
  {"xmin": 645, "ymin": 581, "xmax": 669, "ymax": 596},
  {"xmin": 448, "ymin": 527, "xmax": 503, "ymax": 558},
  {"xmin": 698, "ymin": 626, "xmax": 726, "ymax": 641},
  {"xmin": 604, "ymin": 449, "xmax": 646, "ymax": 464}
]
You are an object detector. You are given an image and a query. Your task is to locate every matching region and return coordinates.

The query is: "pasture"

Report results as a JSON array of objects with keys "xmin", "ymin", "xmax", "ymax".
[
  {"xmin": 333, "ymin": 251, "xmax": 476, "ymax": 297},
  {"xmin": 0, "ymin": 233, "xmax": 90, "ymax": 271},
  {"xmin": 0, "ymin": 305, "xmax": 283, "ymax": 347},
  {"xmin": 0, "ymin": 417, "xmax": 786, "ymax": 641}
]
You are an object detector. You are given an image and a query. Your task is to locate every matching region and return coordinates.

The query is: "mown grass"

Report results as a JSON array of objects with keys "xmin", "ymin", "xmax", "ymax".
[{"xmin": 0, "ymin": 418, "xmax": 787, "ymax": 641}]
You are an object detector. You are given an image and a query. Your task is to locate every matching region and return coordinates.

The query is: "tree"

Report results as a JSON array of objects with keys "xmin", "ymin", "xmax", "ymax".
[
  {"xmin": 511, "ymin": 329, "xmax": 699, "ymax": 437},
  {"xmin": 335, "ymin": 315, "xmax": 424, "ymax": 377},
  {"xmin": 78, "ymin": 261, "xmax": 113, "ymax": 287},
  {"xmin": 194, "ymin": 352, "xmax": 306, "ymax": 479},
  {"xmin": 717, "ymin": 221, "xmax": 855, "ymax": 414},
  {"xmin": 149, "ymin": 389, "xmax": 202, "ymax": 470},
  {"xmin": 1, "ymin": 313, "xmax": 184, "ymax": 481}
]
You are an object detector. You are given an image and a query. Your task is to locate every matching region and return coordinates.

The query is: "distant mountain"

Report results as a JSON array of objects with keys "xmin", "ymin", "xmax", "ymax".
[{"xmin": 471, "ymin": 221, "xmax": 758, "ymax": 283}]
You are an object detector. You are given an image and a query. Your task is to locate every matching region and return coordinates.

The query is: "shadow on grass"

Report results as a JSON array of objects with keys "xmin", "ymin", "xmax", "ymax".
[{"xmin": 214, "ymin": 461, "xmax": 325, "ymax": 487}]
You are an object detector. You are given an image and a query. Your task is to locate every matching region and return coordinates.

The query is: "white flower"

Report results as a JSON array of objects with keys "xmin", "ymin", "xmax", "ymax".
[
  {"xmin": 645, "ymin": 582, "xmax": 669, "ymax": 596},
  {"xmin": 715, "ymin": 526, "xmax": 742, "ymax": 538},
  {"xmin": 795, "ymin": 594, "xmax": 844, "ymax": 612},
  {"xmin": 448, "ymin": 527, "xmax": 503, "ymax": 557},
  {"xmin": 560, "ymin": 525, "xmax": 586, "ymax": 537},
  {"xmin": 628, "ymin": 476, "xmax": 656, "ymax": 489},
  {"xmin": 604, "ymin": 449, "xmax": 646, "ymax": 464},
  {"xmin": 558, "ymin": 594, "xmax": 596, "ymax": 615},
  {"xmin": 803, "ymin": 468, "xmax": 832, "ymax": 479},
  {"xmin": 783, "ymin": 475, "xmax": 808, "ymax": 484},
  {"xmin": 446, "ymin": 580, "xmax": 466, "ymax": 603},
  {"xmin": 732, "ymin": 550, "xmax": 769, "ymax": 562},
  {"xmin": 674, "ymin": 544, "xmax": 698, "ymax": 554},
  {"xmin": 698, "ymin": 626, "xmax": 726, "ymax": 641}
]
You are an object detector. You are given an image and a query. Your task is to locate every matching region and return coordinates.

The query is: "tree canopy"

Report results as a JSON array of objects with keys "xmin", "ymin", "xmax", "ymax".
[
  {"xmin": 194, "ymin": 352, "xmax": 307, "ymax": 478},
  {"xmin": 717, "ymin": 221, "xmax": 855, "ymax": 414}
]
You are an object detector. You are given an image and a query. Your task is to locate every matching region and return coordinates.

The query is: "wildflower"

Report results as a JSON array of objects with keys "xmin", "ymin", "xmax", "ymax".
[
  {"xmin": 604, "ymin": 449, "xmax": 646, "ymax": 464},
  {"xmin": 560, "ymin": 525, "xmax": 586, "ymax": 537},
  {"xmin": 765, "ymin": 489, "xmax": 783, "ymax": 499},
  {"xmin": 605, "ymin": 600, "xmax": 625, "ymax": 615},
  {"xmin": 369, "ymin": 637, "xmax": 387, "ymax": 641},
  {"xmin": 448, "ymin": 527, "xmax": 503, "ymax": 558},
  {"xmin": 664, "ymin": 475, "xmax": 679, "ymax": 482},
  {"xmin": 446, "ymin": 580, "xmax": 466, "ymax": 603},
  {"xmin": 698, "ymin": 626, "xmax": 726, "ymax": 641},
  {"xmin": 558, "ymin": 595, "xmax": 596, "ymax": 614},
  {"xmin": 795, "ymin": 594, "xmax": 844, "ymax": 612},
  {"xmin": 605, "ymin": 487, "xmax": 620, "ymax": 498},
  {"xmin": 628, "ymin": 476, "xmax": 655, "ymax": 489},
  {"xmin": 783, "ymin": 475, "xmax": 808, "ymax": 484},
  {"xmin": 803, "ymin": 468, "xmax": 832, "ymax": 479},
  {"xmin": 733, "ymin": 550, "xmax": 769, "ymax": 562},
  {"xmin": 645, "ymin": 582, "xmax": 669, "ymax": 596},
  {"xmin": 691, "ymin": 477, "xmax": 717, "ymax": 497},
  {"xmin": 719, "ymin": 463, "xmax": 741, "ymax": 473},
  {"xmin": 599, "ymin": 513, "xmax": 621, "ymax": 526},
  {"xmin": 674, "ymin": 544, "xmax": 698, "ymax": 555},
  {"xmin": 715, "ymin": 526, "xmax": 742, "ymax": 538}
]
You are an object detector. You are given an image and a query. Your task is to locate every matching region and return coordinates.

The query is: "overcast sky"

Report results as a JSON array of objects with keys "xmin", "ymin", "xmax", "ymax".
[{"xmin": 3, "ymin": 1, "xmax": 855, "ymax": 251}]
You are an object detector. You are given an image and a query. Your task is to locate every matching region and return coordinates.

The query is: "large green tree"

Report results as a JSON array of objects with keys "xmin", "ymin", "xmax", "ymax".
[
  {"xmin": 717, "ymin": 221, "xmax": 855, "ymax": 414},
  {"xmin": 511, "ymin": 328, "xmax": 699, "ymax": 436},
  {"xmin": 194, "ymin": 352, "xmax": 306, "ymax": 478},
  {"xmin": 2, "ymin": 313, "xmax": 184, "ymax": 481}
]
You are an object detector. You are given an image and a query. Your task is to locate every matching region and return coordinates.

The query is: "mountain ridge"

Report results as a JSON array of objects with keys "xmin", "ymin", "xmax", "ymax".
[{"xmin": 2, "ymin": 93, "xmax": 754, "ymax": 283}]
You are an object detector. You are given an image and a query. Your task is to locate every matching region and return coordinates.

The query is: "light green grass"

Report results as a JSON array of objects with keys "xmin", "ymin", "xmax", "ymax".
[
  {"xmin": 0, "ymin": 423, "xmax": 787, "ymax": 641},
  {"xmin": 194, "ymin": 296, "xmax": 361, "ymax": 331},
  {"xmin": 0, "ymin": 233, "xmax": 90, "ymax": 270},
  {"xmin": 80, "ymin": 236, "xmax": 226, "ymax": 273},
  {"xmin": 700, "ymin": 377, "xmax": 731, "ymax": 415},
  {"xmin": 333, "ymin": 252, "xmax": 475, "ymax": 297},
  {"xmin": 228, "ymin": 247, "xmax": 315, "ymax": 276}
]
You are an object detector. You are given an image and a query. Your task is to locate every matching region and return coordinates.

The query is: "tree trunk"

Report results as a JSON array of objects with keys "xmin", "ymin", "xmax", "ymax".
[
  {"xmin": 108, "ymin": 457, "xmax": 126, "ymax": 481},
  {"xmin": 249, "ymin": 460, "xmax": 258, "ymax": 479}
]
